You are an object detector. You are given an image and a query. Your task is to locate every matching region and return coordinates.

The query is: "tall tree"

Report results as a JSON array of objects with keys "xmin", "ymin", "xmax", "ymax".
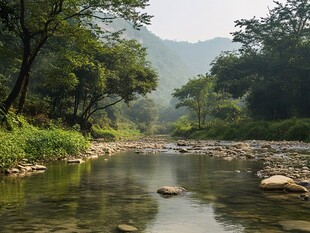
[
  {"xmin": 0, "ymin": 0, "xmax": 152, "ymax": 113},
  {"xmin": 212, "ymin": 0, "xmax": 310, "ymax": 120}
]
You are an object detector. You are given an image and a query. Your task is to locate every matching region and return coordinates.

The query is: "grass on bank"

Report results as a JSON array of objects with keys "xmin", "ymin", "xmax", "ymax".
[
  {"xmin": 91, "ymin": 125, "xmax": 141, "ymax": 141},
  {"xmin": 0, "ymin": 114, "xmax": 89, "ymax": 171},
  {"xmin": 173, "ymin": 118, "xmax": 310, "ymax": 142}
]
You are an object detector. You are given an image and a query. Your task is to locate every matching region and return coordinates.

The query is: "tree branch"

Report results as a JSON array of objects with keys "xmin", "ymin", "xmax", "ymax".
[{"xmin": 86, "ymin": 97, "xmax": 125, "ymax": 120}]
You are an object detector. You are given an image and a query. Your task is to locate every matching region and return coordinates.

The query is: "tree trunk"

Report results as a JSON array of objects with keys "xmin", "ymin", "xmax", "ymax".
[
  {"xmin": 2, "ymin": 20, "xmax": 31, "ymax": 113},
  {"xmin": 16, "ymin": 73, "xmax": 30, "ymax": 114},
  {"xmin": 2, "ymin": 63, "xmax": 30, "ymax": 113}
]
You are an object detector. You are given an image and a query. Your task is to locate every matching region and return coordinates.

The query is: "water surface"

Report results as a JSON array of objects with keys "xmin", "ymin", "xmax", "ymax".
[{"xmin": 0, "ymin": 152, "xmax": 309, "ymax": 232}]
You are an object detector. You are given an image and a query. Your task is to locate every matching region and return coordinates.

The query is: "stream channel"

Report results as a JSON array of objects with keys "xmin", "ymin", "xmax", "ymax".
[{"xmin": 0, "ymin": 151, "xmax": 309, "ymax": 232}]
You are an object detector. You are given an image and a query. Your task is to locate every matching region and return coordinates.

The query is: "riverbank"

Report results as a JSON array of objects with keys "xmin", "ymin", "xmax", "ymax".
[
  {"xmin": 83, "ymin": 138, "xmax": 310, "ymax": 183},
  {"xmin": 3, "ymin": 134, "xmax": 310, "ymax": 185},
  {"xmin": 0, "ymin": 123, "xmax": 90, "ymax": 174}
]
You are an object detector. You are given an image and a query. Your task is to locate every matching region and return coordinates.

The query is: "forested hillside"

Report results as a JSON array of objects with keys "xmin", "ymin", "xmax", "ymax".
[{"xmin": 105, "ymin": 19, "xmax": 239, "ymax": 104}]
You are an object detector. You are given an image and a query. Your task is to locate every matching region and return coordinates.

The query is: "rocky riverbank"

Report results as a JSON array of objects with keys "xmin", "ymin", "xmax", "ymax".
[
  {"xmin": 82, "ymin": 138, "xmax": 310, "ymax": 183},
  {"xmin": 5, "ymin": 137, "xmax": 310, "ymax": 185}
]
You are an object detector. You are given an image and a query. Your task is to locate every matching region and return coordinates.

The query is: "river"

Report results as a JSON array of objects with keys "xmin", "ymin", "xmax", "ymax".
[{"xmin": 0, "ymin": 151, "xmax": 309, "ymax": 232}]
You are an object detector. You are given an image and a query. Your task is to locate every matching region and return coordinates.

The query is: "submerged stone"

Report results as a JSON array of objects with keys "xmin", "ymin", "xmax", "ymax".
[
  {"xmin": 117, "ymin": 224, "xmax": 138, "ymax": 232},
  {"xmin": 279, "ymin": 220, "xmax": 310, "ymax": 232},
  {"xmin": 157, "ymin": 186, "xmax": 187, "ymax": 195},
  {"xmin": 284, "ymin": 183, "xmax": 308, "ymax": 193},
  {"xmin": 67, "ymin": 159, "xmax": 84, "ymax": 164}
]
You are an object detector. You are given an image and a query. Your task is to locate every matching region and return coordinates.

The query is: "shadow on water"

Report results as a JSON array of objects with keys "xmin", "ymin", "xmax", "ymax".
[{"xmin": 0, "ymin": 152, "xmax": 309, "ymax": 232}]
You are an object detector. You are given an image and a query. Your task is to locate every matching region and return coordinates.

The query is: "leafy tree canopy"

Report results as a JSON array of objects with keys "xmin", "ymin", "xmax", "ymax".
[
  {"xmin": 0, "ymin": 0, "xmax": 152, "ymax": 113},
  {"xmin": 172, "ymin": 75, "xmax": 217, "ymax": 129},
  {"xmin": 212, "ymin": 0, "xmax": 310, "ymax": 120}
]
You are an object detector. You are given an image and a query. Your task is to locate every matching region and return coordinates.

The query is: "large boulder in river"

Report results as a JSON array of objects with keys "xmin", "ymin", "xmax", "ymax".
[
  {"xmin": 157, "ymin": 186, "xmax": 187, "ymax": 195},
  {"xmin": 259, "ymin": 175, "xmax": 308, "ymax": 192}
]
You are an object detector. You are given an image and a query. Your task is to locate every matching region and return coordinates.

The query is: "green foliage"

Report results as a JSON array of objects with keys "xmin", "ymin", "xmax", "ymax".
[
  {"xmin": 172, "ymin": 74, "xmax": 243, "ymax": 129},
  {"xmin": 0, "ymin": 115, "xmax": 89, "ymax": 170},
  {"xmin": 0, "ymin": 130, "xmax": 26, "ymax": 169},
  {"xmin": 31, "ymin": 37, "xmax": 158, "ymax": 131},
  {"xmin": 124, "ymin": 98, "xmax": 158, "ymax": 135},
  {"xmin": 91, "ymin": 125, "xmax": 141, "ymax": 141},
  {"xmin": 0, "ymin": 0, "xmax": 153, "ymax": 113},
  {"xmin": 212, "ymin": 0, "xmax": 310, "ymax": 120},
  {"xmin": 172, "ymin": 75, "xmax": 217, "ymax": 129},
  {"xmin": 24, "ymin": 129, "xmax": 88, "ymax": 160},
  {"xmin": 173, "ymin": 118, "xmax": 310, "ymax": 142},
  {"xmin": 171, "ymin": 116, "xmax": 192, "ymax": 137},
  {"xmin": 211, "ymin": 99, "xmax": 243, "ymax": 121}
]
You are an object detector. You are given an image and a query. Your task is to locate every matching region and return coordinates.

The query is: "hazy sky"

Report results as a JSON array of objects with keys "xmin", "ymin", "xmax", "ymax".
[{"xmin": 146, "ymin": 0, "xmax": 285, "ymax": 42}]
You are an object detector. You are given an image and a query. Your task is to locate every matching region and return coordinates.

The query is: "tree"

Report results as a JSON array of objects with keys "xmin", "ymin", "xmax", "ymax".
[
  {"xmin": 172, "ymin": 75, "xmax": 217, "ymax": 129},
  {"xmin": 212, "ymin": 0, "xmax": 310, "ymax": 120},
  {"xmin": 71, "ymin": 40, "xmax": 158, "ymax": 130},
  {"xmin": 0, "ymin": 0, "xmax": 152, "ymax": 113},
  {"xmin": 31, "ymin": 37, "xmax": 157, "ymax": 131}
]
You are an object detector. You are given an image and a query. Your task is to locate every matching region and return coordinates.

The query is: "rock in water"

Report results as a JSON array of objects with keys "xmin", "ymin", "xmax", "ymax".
[
  {"xmin": 279, "ymin": 220, "xmax": 310, "ymax": 232},
  {"xmin": 31, "ymin": 165, "xmax": 47, "ymax": 171},
  {"xmin": 67, "ymin": 159, "xmax": 84, "ymax": 164},
  {"xmin": 117, "ymin": 224, "xmax": 138, "ymax": 232},
  {"xmin": 284, "ymin": 183, "xmax": 308, "ymax": 193},
  {"xmin": 259, "ymin": 175, "xmax": 308, "ymax": 193},
  {"xmin": 157, "ymin": 186, "xmax": 187, "ymax": 195},
  {"xmin": 259, "ymin": 175, "xmax": 294, "ymax": 189}
]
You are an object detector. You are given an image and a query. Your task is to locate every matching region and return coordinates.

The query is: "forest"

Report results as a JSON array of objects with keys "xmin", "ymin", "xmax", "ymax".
[
  {"xmin": 0, "ymin": 0, "xmax": 309, "ymax": 170},
  {"xmin": 172, "ymin": 0, "xmax": 310, "ymax": 141}
]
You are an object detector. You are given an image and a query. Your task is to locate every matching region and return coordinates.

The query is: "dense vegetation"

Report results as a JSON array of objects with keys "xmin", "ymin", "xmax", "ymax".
[
  {"xmin": 0, "ymin": 113, "xmax": 89, "ymax": 170},
  {"xmin": 0, "ymin": 0, "xmax": 157, "ymax": 170},
  {"xmin": 173, "ymin": 0, "xmax": 310, "ymax": 141},
  {"xmin": 212, "ymin": 0, "xmax": 309, "ymax": 120},
  {"xmin": 173, "ymin": 118, "xmax": 310, "ymax": 142}
]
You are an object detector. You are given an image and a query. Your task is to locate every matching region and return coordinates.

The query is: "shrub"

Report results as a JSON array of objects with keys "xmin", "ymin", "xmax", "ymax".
[
  {"xmin": 0, "ymin": 131, "xmax": 26, "ymax": 169},
  {"xmin": 25, "ymin": 129, "xmax": 89, "ymax": 160},
  {"xmin": 0, "ymin": 115, "xmax": 89, "ymax": 170}
]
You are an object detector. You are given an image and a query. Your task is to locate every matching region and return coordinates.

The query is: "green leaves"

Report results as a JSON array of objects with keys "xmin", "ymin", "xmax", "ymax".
[
  {"xmin": 0, "ymin": 127, "xmax": 89, "ymax": 169},
  {"xmin": 0, "ymin": 0, "xmax": 153, "ymax": 113},
  {"xmin": 24, "ymin": 129, "xmax": 88, "ymax": 159},
  {"xmin": 172, "ymin": 75, "xmax": 217, "ymax": 129},
  {"xmin": 213, "ymin": 0, "xmax": 310, "ymax": 120}
]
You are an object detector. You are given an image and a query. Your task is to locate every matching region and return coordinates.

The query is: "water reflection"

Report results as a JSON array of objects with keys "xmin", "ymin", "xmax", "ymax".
[
  {"xmin": 0, "ymin": 157, "xmax": 158, "ymax": 232},
  {"xmin": 0, "ymin": 152, "xmax": 309, "ymax": 232}
]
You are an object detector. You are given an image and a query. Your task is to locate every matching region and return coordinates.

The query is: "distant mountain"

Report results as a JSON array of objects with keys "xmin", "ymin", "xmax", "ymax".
[
  {"xmin": 164, "ymin": 38, "xmax": 240, "ymax": 76},
  {"xmin": 101, "ymin": 19, "xmax": 239, "ymax": 105}
]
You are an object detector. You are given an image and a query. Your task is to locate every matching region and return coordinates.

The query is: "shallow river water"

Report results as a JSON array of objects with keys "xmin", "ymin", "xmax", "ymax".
[{"xmin": 0, "ymin": 152, "xmax": 309, "ymax": 232}]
